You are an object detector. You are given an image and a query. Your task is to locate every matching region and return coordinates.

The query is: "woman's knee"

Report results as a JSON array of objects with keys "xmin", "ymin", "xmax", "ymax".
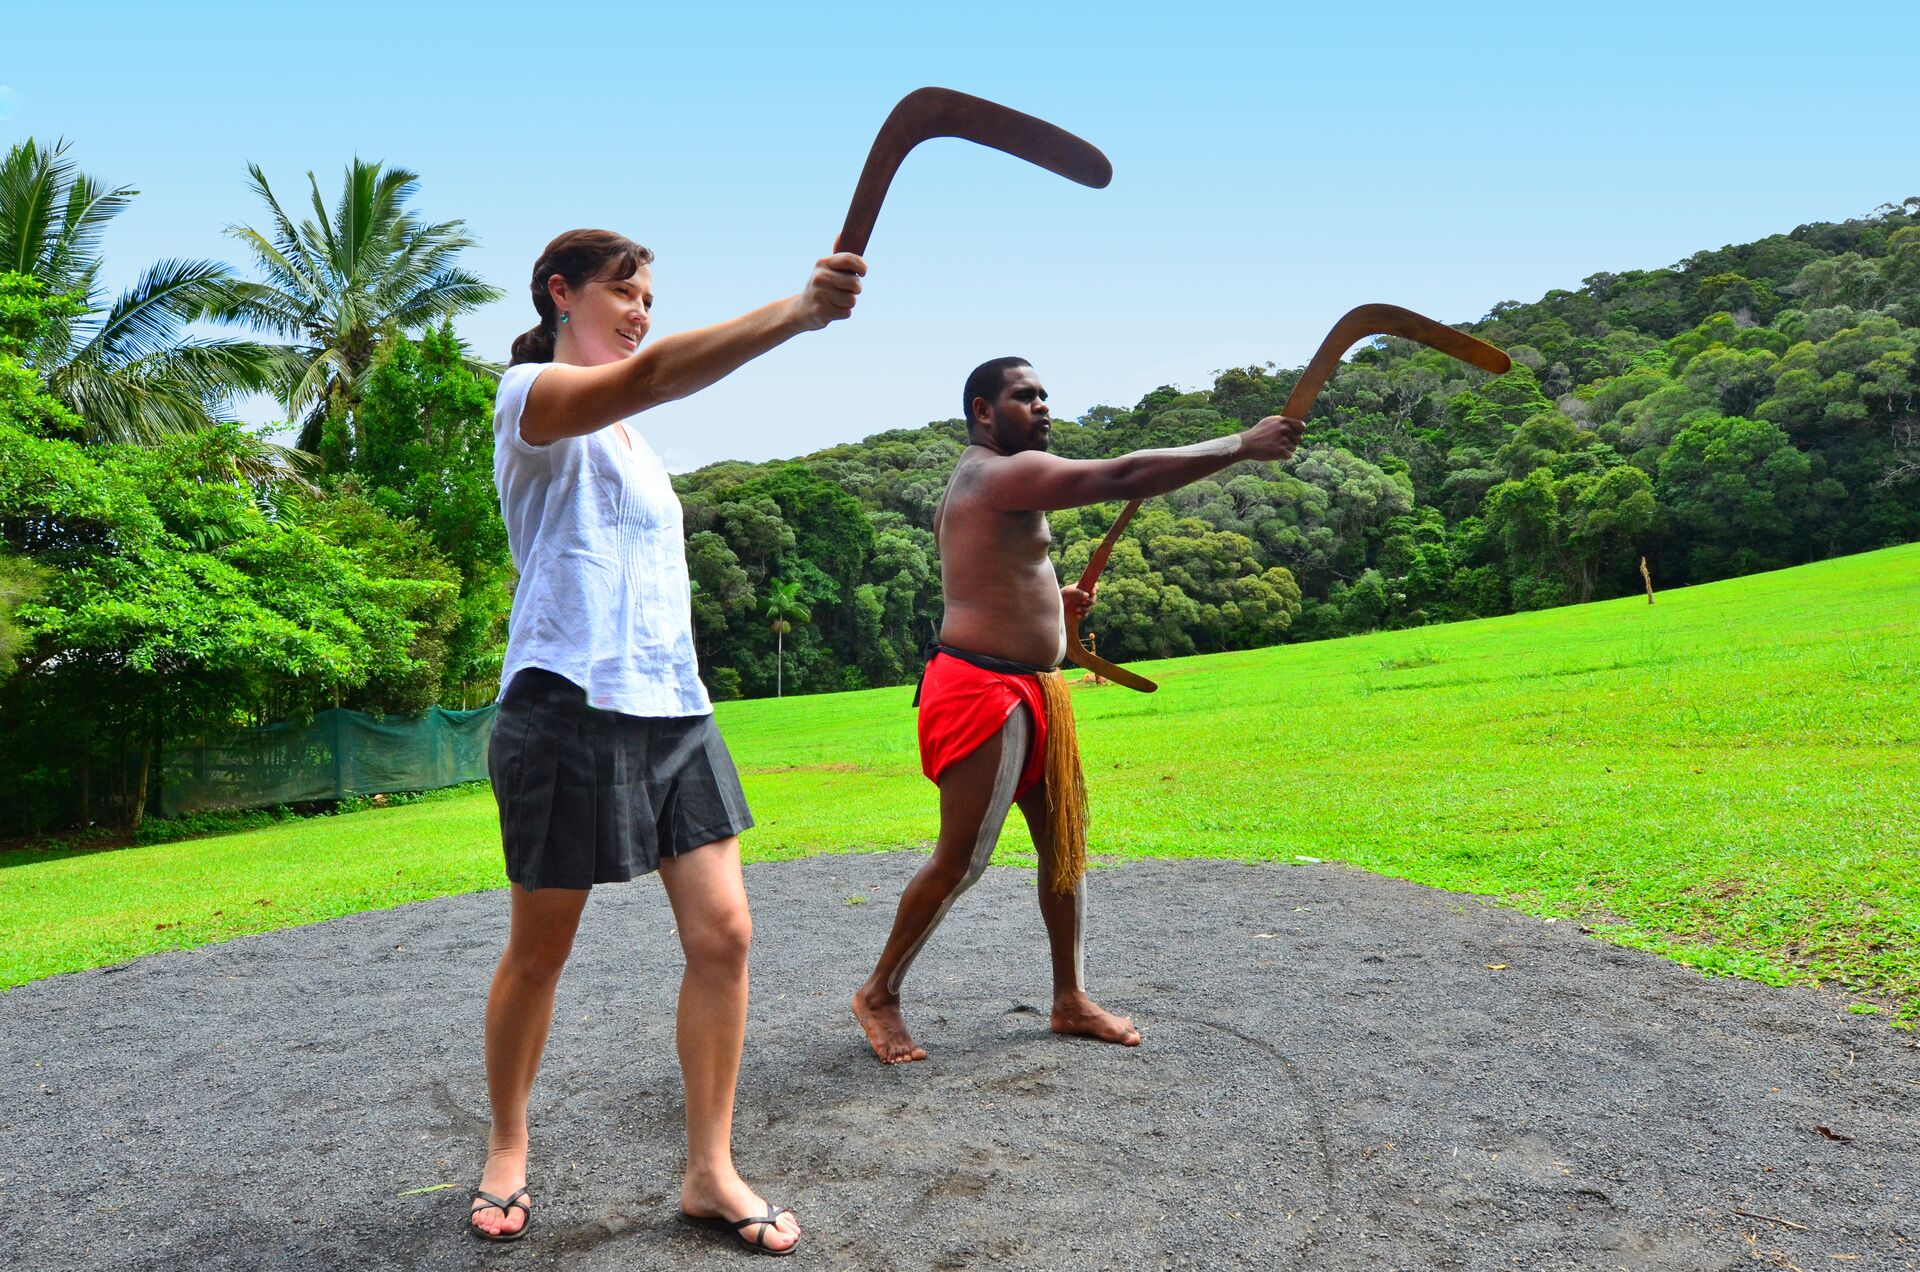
[
  {"xmin": 502, "ymin": 887, "xmax": 586, "ymax": 982},
  {"xmin": 501, "ymin": 932, "xmax": 574, "ymax": 983},
  {"xmin": 682, "ymin": 901, "xmax": 752, "ymax": 971}
]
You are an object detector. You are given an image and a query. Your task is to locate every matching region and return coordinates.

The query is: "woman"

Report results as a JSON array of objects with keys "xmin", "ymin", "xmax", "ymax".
[{"xmin": 469, "ymin": 228, "xmax": 863, "ymax": 1254}]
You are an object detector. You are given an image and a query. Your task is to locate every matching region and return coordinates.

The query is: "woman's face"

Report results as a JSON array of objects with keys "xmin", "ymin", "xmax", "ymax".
[{"xmin": 553, "ymin": 263, "xmax": 653, "ymax": 365}]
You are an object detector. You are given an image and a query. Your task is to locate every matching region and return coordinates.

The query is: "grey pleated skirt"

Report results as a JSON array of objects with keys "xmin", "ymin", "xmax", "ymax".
[{"xmin": 488, "ymin": 668, "xmax": 754, "ymax": 890}]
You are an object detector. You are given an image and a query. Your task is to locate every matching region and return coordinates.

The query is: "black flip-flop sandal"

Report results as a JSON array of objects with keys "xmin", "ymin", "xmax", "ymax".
[
  {"xmin": 678, "ymin": 1204, "xmax": 798, "ymax": 1256},
  {"xmin": 468, "ymin": 1185, "xmax": 532, "ymax": 1242}
]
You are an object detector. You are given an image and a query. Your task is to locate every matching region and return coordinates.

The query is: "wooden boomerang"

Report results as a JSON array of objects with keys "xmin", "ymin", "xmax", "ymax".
[
  {"xmin": 834, "ymin": 87, "xmax": 1112, "ymax": 256},
  {"xmin": 1067, "ymin": 304, "xmax": 1513, "ymax": 692}
]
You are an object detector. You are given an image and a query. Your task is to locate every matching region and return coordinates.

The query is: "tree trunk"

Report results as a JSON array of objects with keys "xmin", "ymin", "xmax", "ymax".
[
  {"xmin": 113, "ymin": 733, "xmax": 127, "ymax": 828},
  {"xmin": 776, "ymin": 629, "xmax": 784, "ymax": 698},
  {"xmin": 76, "ymin": 751, "xmax": 92, "ymax": 830},
  {"xmin": 126, "ymin": 728, "xmax": 153, "ymax": 835}
]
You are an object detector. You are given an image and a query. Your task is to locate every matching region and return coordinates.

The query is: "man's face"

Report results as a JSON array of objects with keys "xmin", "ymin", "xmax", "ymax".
[{"xmin": 975, "ymin": 366, "xmax": 1051, "ymax": 453}]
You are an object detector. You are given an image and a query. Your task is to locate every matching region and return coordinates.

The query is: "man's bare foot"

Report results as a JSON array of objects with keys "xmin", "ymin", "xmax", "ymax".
[
  {"xmin": 680, "ymin": 1166, "xmax": 801, "ymax": 1254},
  {"xmin": 1051, "ymin": 991, "xmax": 1141, "ymax": 1046},
  {"xmin": 469, "ymin": 1142, "xmax": 530, "ymax": 1239},
  {"xmin": 852, "ymin": 988, "xmax": 928, "ymax": 1064}
]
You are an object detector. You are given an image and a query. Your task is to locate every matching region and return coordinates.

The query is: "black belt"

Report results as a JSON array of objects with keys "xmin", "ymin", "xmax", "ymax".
[{"xmin": 912, "ymin": 642, "xmax": 1060, "ymax": 706}]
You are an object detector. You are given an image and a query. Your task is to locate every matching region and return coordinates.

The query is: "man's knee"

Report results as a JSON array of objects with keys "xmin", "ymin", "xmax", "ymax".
[
  {"xmin": 960, "ymin": 842, "xmax": 995, "ymax": 887},
  {"xmin": 919, "ymin": 849, "xmax": 976, "ymax": 897}
]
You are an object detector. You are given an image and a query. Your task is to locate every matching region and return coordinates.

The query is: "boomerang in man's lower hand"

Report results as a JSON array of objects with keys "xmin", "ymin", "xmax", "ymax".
[{"xmin": 1067, "ymin": 305, "xmax": 1513, "ymax": 693}]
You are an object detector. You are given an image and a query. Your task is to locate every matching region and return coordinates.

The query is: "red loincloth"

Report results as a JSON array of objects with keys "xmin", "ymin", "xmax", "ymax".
[{"xmin": 916, "ymin": 650, "xmax": 1048, "ymax": 799}]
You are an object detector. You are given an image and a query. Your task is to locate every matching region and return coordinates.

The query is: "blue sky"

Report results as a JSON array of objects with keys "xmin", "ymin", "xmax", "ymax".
[{"xmin": 9, "ymin": 1, "xmax": 1918, "ymax": 469}]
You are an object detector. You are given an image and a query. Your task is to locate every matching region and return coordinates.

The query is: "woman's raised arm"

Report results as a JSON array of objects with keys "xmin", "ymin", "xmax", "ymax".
[{"xmin": 520, "ymin": 252, "xmax": 865, "ymax": 444}]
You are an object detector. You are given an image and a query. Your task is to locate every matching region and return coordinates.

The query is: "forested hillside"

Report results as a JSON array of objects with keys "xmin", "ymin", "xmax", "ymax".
[
  {"xmin": 674, "ymin": 199, "xmax": 1920, "ymax": 698},
  {"xmin": 2, "ymin": 132, "xmax": 1913, "ymax": 835}
]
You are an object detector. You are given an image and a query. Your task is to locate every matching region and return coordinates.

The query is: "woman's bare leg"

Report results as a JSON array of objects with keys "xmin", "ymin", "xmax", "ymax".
[
  {"xmin": 659, "ymin": 837, "xmax": 800, "ymax": 1252},
  {"xmin": 472, "ymin": 883, "xmax": 590, "ymax": 1236}
]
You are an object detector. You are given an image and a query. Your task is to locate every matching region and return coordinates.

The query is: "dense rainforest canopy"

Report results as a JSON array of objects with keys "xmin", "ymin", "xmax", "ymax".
[
  {"xmin": 1, "ymin": 135, "xmax": 1914, "ymax": 833},
  {"xmin": 672, "ymin": 198, "xmax": 1920, "ymax": 699}
]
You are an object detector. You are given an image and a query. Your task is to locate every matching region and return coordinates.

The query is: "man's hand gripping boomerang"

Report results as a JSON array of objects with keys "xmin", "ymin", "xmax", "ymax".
[
  {"xmin": 835, "ymin": 87, "xmax": 1112, "ymax": 256},
  {"xmin": 1068, "ymin": 305, "xmax": 1513, "ymax": 693}
]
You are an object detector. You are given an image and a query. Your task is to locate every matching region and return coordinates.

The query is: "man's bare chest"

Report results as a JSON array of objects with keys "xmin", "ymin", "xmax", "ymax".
[{"xmin": 940, "ymin": 499, "xmax": 1052, "ymax": 570}]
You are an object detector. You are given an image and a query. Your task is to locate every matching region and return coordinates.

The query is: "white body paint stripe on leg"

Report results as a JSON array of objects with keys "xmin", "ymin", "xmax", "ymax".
[
  {"xmin": 887, "ymin": 706, "xmax": 1030, "ymax": 996},
  {"xmin": 1071, "ymin": 876, "xmax": 1086, "ymax": 993}
]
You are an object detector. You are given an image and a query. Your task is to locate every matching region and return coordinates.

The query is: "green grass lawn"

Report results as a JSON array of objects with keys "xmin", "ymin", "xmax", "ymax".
[{"xmin": 6, "ymin": 544, "xmax": 1917, "ymax": 1020}]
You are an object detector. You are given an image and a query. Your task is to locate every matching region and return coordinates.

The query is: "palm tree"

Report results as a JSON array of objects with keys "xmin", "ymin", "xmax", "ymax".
[
  {"xmin": 760, "ymin": 579, "xmax": 811, "ymax": 698},
  {"xmin": 0, "ymin": 138, "xmax": 289, "ymax": 445},
  {"xmin": 227, "ymin": 158, "xmax": 503, "ymax": 454}
]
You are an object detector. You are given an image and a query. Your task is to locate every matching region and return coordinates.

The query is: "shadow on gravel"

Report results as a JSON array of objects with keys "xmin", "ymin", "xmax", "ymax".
[{"xmin": 3, "ymin": 855, "xmax": 1916, "ymax": 1270}]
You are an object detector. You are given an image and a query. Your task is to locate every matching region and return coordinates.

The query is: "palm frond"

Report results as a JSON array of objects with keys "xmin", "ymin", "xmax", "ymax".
[
  {"xmin": 460, "ymin": 351, "xmax": 504, "ymax": 383},
  {"xmin": 0, "ymin": 141, "xmax": 63, "ymax": 277},
  {"xmin": 385, "ymin": 270, "xmax": 504, "ymax": 330},
  {"xmin": 293, "ymin": 395, "xmax": 333, "ymax": 455},
  {"xmin": 0, "ymin": 138, "xmax": 135, "ymax": 288},
  {"xmin": 140, "ymin": 338, "xmax": 292, "ymax": 399},
  {"xmin": 1, "ymin": 143, "xmax": 301, "ymax": 445},
  {"xmin": 283, "ymin": 344, "xmax": 349, "ymax": 424},
  {"xmin": 52, "ymin": 357, "xmax": 224, "ymax": 444},
  {"xmin": 210, "ymin": 276, "xmax": 309, "ymax": 337},
  {"xmin": 48, "ymin": 169, "xmax": 135, "ymax": 291},
  {"xmin": 306, "ymin": 167, "xmax": 344, "ymax": 276},
  {"xmin": 371, "ymin": 230, "xmax": 483, "ymax": 310},
  {"xmin": 55, "ymin": 332, "xmax": 293, "ymax": 444},
  {"xmin": 232, "ymin": 431, "xmax": 322, "ymax": 493},
  {"xmin": 236, "ymin": 163, "xmax": 330, "ymax": 311},
  {"xmin": 227, "ymin": 225, "xmax": 322, "ymax": 320},
  {"xmin": 89, "ymin": 258, "xmax": 250, "ymax": 365}
]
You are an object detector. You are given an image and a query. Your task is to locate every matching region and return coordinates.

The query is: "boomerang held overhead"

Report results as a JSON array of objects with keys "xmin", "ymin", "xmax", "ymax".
[{"xmin": 835, "ymin": 87, "xmax": 1112, "ymax": 256}]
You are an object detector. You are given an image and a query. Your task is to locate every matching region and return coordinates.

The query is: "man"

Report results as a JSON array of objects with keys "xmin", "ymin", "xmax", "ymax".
[{"xmin": 853, "ymin": 357, "xmax": 1305, "ymax": 1063}]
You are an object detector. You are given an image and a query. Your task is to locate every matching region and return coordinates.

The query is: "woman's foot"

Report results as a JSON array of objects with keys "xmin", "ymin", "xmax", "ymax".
[
  {"xmin": 680, "ymin": 1168, "xmax": 801, "ymax": 1254},
  {"xmin": 469, "ymin": 1143, "xmax": 531, "ymax": 1239}
]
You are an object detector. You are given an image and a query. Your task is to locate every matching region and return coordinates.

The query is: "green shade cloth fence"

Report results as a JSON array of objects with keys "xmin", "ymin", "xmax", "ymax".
[{"xmin": 161, "ymin": 706, "xmax": 497, "ymax": 817}]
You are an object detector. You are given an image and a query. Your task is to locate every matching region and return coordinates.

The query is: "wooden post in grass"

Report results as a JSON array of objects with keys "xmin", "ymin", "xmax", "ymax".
[
  {"xmin": 1640, "ymin": 556, "xmax": 1655, "ymax": 604},
  {"xmin": 1084, "ymin": 632, "xmax": 1107, "ymax": 686}
]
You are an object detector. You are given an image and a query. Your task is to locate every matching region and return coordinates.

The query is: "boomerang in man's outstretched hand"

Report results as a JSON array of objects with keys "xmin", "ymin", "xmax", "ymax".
[
  {"xmin": 835, "ymin": 87, "xmax": 1112, "ymax": 256},
  {"xmin": 1067, "ymin": 305, "xmax": 1513, "ymax": 693}
]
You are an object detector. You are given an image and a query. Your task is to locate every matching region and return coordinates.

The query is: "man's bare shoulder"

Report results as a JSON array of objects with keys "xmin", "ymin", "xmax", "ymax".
[{"xmin": 946, "ymin": 447, "xmax": 1062, "ymax": 513}]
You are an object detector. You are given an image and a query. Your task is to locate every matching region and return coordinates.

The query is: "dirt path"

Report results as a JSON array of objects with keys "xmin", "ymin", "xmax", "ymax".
[{"xmin": 3, "ymin": 854, "xmax": 1915, "ymax": 1270}]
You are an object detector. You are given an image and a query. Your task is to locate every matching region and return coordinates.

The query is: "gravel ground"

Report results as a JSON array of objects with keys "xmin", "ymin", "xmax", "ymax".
[{"xmin": 3, "ymin": 853, "xmax": 1916, "ymax": 1271}]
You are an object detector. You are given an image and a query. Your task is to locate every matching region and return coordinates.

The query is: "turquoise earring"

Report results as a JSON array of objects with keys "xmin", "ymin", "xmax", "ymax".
[{"xmin": 559, "ymin": 312, "xmax": 569, "ymax": 325}]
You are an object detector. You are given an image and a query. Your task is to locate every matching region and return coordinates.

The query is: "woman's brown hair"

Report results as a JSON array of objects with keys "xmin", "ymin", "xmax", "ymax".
[{"xmin": 508, "ymin": 229, "xmax": 655, "ymax": 365}]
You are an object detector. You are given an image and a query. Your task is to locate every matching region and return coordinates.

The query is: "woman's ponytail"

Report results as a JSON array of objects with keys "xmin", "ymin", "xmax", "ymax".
[{"xmin": 509, "ymin": 322, "xmax": 556, "ymax": 366}]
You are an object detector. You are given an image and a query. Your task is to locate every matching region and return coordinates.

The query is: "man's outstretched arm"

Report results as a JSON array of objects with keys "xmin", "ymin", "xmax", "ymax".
[{"xmin": 977, "ymin": 415, "xmax": 1306, "ymax": 512}]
